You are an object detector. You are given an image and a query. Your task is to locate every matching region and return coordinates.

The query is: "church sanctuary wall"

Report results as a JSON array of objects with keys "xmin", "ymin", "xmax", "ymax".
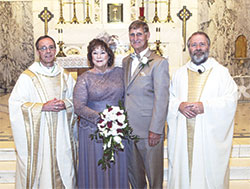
[
  {"xmin": 0, "ymin": 0, "xmax": 34, "ymax": 92},
  {"xmin": 2, "ymin": 0, "xmax": 224, "ymax": 91},
  {"xmin": 198, "ymin": 0, "xmax": 250, "ymax": 101},
  {"xmin": 1, "ymin": 0, "xmax": 250, "ymax": 95},
  {"xmin": 32, "ymin": 0, "xmax": 200, "ymax": 74}
]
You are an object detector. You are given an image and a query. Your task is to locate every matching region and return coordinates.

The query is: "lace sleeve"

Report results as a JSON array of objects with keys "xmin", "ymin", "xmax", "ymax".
[{"xmin": 73, "ymin": 75, "xmax": 99, "ymax": 124}]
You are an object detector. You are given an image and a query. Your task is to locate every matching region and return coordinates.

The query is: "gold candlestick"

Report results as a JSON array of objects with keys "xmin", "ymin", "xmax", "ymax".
[
  {"xmin": 83, "ymin": 0, "xmax": 93, "ymax": 24},
  {"xmin": 71, "ymin": 0, "xmax": 79, "ymax": 24},
  {"xmin": 154, "ymin": 40, "xmax": 162, "ymax": 56},
  {"xmin": 56, "ymin": 41, "xmax": 66, "ymax": 57},
  {"xmin": 58, "ymin": 0, "xmax": 66, "ymax": 24},
  {"xmin": 164, "ymin": 0, "xmax": 173, "ymax": 23},
  {"xmin": 152, "ymin": 0, "xmax": 161, "ymax": 23}
]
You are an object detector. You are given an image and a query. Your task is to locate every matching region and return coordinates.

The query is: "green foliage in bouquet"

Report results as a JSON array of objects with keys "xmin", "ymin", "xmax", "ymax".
[{"xmin": 90, "ymin": 100, "xmax": 139, "ymax": 170}]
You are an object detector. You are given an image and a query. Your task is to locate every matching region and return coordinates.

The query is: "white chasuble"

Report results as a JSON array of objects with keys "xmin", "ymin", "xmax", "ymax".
[
  {"xmin": 9, "ymin": 62, "xmax": 76, "ymax": 189},
  {"xmin": 167, "ymin": 58, "xmax": 238, "ymax": 189}
]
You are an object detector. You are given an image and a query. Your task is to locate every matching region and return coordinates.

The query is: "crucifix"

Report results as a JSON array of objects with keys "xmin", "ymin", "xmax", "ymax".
[
  {"xmin": 38, "ymin": 7, "xmax": 54, "ymax": 35},
  {"xmin": 177, "ymin": 6, "xmax": 192, "ymax": 51}
]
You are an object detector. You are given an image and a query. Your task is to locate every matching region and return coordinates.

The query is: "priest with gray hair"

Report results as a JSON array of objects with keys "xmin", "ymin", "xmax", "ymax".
[{"xmin": 167, "ymin": 31, "xmax": 238, "ymax": 189}]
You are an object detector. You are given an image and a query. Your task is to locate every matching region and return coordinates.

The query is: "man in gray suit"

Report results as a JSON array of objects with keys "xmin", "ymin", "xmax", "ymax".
[{"xmin": 122, "ymin": 20, "xmax": 170, "ymax": 188}]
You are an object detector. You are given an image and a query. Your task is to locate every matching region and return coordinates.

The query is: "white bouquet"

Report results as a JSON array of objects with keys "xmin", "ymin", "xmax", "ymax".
[{"xmin": 90, "ymin": 101, "xmax": 138, "ymax": 170}]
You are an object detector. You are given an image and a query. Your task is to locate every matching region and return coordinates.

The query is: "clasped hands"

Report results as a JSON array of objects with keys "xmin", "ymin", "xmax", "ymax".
[
  {"xmin": 179, "ymin": 102, "xmax": 204, "ymax": 119},
  {"xmin": 42, "ymin": 98, "xmax": 66, "ymax": 112}
]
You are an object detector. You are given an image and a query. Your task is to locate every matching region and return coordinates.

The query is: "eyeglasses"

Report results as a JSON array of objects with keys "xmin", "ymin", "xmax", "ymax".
[
  {"xmin": 38, "ymin": 46, "xmax": 56, "ymax": 52},
  {"xmin": 190, "ymin": 42, "xmax": 207, "ymax": 48}
]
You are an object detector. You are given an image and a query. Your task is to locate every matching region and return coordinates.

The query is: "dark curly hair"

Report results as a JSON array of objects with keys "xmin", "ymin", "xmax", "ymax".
[{"xmin": 87, "ymin": 39, "xmax": 114, "ymax": 68}]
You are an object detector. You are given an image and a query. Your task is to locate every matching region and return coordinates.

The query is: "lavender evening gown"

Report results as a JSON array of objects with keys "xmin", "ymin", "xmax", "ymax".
[{"xmin": 73, "ymin": 67, "xmax": 129, "ymax": 189}]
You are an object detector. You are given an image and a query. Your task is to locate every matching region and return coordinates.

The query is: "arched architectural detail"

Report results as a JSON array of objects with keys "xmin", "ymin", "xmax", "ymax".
[{"xmin": 235, "ymin": 35, "xmax": 247, "ymax": 58}]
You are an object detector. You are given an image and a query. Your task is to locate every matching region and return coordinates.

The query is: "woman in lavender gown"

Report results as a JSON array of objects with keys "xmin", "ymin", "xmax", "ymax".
[{"xmin": 73, "ymin": 39, "xmax": 129, "ymax": 188}]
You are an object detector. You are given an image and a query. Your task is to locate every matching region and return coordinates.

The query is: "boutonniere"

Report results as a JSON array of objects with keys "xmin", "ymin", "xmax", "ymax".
[{"xmin": 139, "ymin": 56, "xmax": 153, "ymax": 69}]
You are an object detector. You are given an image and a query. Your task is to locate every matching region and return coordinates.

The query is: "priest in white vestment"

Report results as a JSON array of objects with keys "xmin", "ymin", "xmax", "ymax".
[
  {"xmin": 9, "ymin": 36, "xmax": 76, "ymax": 188},
  {"xmin": 167, "ymin": 32, "xmax": 238, "ymax": 189}
]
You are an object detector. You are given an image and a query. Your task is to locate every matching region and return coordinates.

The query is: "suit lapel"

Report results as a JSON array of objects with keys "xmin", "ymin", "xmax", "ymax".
[
  {"xmin": 128, "ymin": 65, "xmax": 143, "ymax": 88},
  {"xmin": 127, "ymin": 49, "xmax": 152, "ymax": 89},
  {"xmin": 125, "ymin": 57, "xmax": 132, "ymax": 87}
]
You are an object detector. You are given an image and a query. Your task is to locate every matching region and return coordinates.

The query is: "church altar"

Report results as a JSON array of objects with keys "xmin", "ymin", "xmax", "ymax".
[
  {"xmin": 55, "ymin": 56, "xmax": 89, "ymax": 76},
  {"xmin": 56, "ymin": 56, "xmax": 89, "ymax": 68},
  {"xmin": 55, "ymin": 54, "xmax": 125, "ymax": 76}
]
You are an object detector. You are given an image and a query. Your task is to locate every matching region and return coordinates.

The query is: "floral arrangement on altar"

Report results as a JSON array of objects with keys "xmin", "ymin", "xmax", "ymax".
[
  {"xmin": 90, "ymin": 101, "xmax": 139, "ymax": 170},
  {"xmin": 96, "ymin": 32, "xmax": 119, "ymax": 53}
]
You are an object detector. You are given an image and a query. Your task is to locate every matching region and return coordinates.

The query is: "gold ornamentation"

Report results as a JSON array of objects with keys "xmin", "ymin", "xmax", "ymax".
[
  {"xmin": 38, "ymin": 7, "xmax": 54, "ymax": 35},
  {"xmin": 94, "ymin": 0, "xmax": 101, "ymax": 22},
  {"xmin": 71, "ymin": 0, "xmax": 79, "ymax": 24},
  {"xmin": 58, "ymin": 0, "xmax": 65, "ymax": 24},
  {"xmin": 155, "ymin": 40, "xmax": 162, "ymax": 56},
  {"xmin": 235, "ymin": 35, "xmax": 247, "ymax": 58},
  {"xmin": 164, "ymin": 0, "xmax": 173, "ymax": 23},
  {"xmin": 83, "ymin": 0, "xmax": 93, "ymax": 24},
  {"xmin": 152, "ymin": 0, "xmax": 161, "ymax": 23},
  {"xmin": 56, "ymin": 41, "xmax": 66, "ymax": 57},
  {"xmin": 107, "ymin": 4, "xmax": 123, "ymax": 23},
  {"xmin": 66, "ymin": 48, "xmax": 80, "ymax": 55},
  {"xmin": 177, "ymin": 6, "xmax": 192, "ymax": 51}
]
